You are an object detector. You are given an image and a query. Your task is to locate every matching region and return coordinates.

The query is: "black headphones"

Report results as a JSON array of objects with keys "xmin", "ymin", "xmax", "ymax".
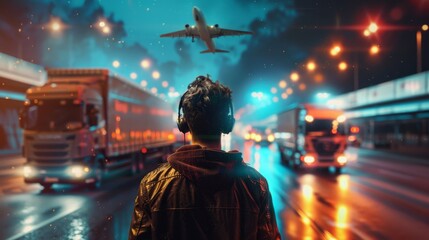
[{"xmin": 177, "ymin": 76, "xmax": 235, "ymax": 134}]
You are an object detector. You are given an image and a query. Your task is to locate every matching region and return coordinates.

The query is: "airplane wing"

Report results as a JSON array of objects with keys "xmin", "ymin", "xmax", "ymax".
[
  {"xmin": 210, "ymin": 28, "xmax": 253, "ymax": 38},
  {"xmin": 160, "ymin": 28, "xmax": 200, "ymax": 38}
]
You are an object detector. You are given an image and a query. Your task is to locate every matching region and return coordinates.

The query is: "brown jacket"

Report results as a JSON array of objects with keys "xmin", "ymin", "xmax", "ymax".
[{"xmin": 129, "ymin": 145, "xmax": 280, "ymax": 240}]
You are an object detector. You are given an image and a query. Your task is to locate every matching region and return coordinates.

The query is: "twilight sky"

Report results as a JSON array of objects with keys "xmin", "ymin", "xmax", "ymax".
[{"xmin": 1, "ymin": 0, "xmax": 428, "ymax": 119}]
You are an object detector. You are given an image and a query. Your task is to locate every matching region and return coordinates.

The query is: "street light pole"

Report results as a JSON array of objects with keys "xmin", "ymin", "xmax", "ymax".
[
  {"xmin": 353, "ymin": 60, "xmax": 359, "ymax": 91},
  {"xmin": 417, "ymin": 30, "xmax": 422, "ymax": 73}
]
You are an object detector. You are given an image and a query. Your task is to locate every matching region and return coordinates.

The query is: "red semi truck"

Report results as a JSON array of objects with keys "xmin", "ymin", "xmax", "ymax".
[
  {"xmin": 276, "ymin": 104, "xmax": 348, "ymax": 173},
  {"xmin": 19, "ymin": 69, "xmax": 175, "ymax": 189}
]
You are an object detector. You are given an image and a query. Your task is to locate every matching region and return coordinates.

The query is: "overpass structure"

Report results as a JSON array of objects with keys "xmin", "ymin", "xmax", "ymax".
[
  {"xmin": 0, "ymin": 53, "xmax": 46, "ymax": 153},
  {"xmin": 328, "ymin": 71, "xmax": 429, "ymax": 156}
]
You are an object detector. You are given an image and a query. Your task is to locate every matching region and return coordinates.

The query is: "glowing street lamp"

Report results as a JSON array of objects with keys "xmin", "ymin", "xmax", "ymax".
[
  {"xmin": 51, "ymin": 22, "xmax": 61, "ymax": 32},
  {"xmin": 363, "ymin": 29, "xmax": 371, "ymax": 37},
  {"xmin": 102, "ymin": 26, "xmax": 111, "ymax": 34},
  {"xmin": 151, "ymin": 87, "xmax": 158, "ymax": 94},
  {"xmin": 422, "ymin": 24, "xmax": 428, "ymax": 31},
  {"xmin": 307, "ymin": 61, "xmax": 316, "ymax": 72},
  {"xmin": 290, "ymin": 72, "xmax": 299, "ymax": 82},
  {"xmin": 152, "ymin": 71, "xmax": 160, "ymax": 79},
  {"xmin": 141, "ymin": 59, "xmax": 152, "ymax": 69},
  {"xmin": 140, "ymin": 80, "xmax": 148, "ymax": 88},
  {"xmin": 338, "ymin": 61, "xmax": 348, "ymax": 71},
  {"xmin": 369, "ymin": 45, "xmax": 380, "ymax": 55},
  {"xmin": 47, "ymin": 18, "xmax": 65, "ymax": 34},
  {"xmin": 130, "ymin": 72, "xmax": 137, "ymax": 80},
  {"xmin": 330, "ymin": 45, "xmax": 342, "ymax": 56},
  {"xmin": 112, "ymin": 60, "xmax": 120, "ymax": 68},
  {"xmin": 278, "ymin": 80, "xmax": 287, "ymax": 89},
  {"xmin": 270, "ymin": 87, "xmax": 277, "ymax": 94},
  {"xmin": 281, "ymin": 93, "xmax": 288, "ymax": 99},
  {"xmin": 368, "ymin": 22, "xmax": 378, "ymax": 33},
  {"xmin": 96, "ymin": 20, "xmax": 111, "ymax": 35}
]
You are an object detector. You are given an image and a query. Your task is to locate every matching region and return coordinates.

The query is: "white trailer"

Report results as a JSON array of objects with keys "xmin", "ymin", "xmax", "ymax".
[{"xmin": 20, "ymin": 69, "xmax": 175, "ymax": 189}]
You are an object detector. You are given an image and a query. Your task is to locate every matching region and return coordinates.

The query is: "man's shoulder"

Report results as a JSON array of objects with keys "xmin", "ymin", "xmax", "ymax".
[
  {"xmin": 236, "ymin": 163, "xmax": 268, "ymax": 186},
  {"xmin": 141, "ymin": 163, "xmax": 180, "ymax": 186}
]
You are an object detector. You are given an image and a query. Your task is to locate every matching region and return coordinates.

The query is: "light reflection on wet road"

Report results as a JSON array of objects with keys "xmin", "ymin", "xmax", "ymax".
[{"xmin": 1, "ymin": 140, "xmax": 429, "ymax": 239}]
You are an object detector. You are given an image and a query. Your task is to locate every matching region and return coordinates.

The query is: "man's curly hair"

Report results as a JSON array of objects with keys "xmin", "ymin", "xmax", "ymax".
[{"xmin": 181, "ymin": 75, "xmax": 232, "ymax": 136}]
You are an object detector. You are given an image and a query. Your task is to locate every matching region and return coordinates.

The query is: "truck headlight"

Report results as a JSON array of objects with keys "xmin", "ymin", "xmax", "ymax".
[
  {"xmin": 23, "ymin": 165, "xmax": 35, "ymax": 178},
  {"xmin": 337, "ymin": 155, "xmax": 347, "ymax": 165},
  {"xmin": 67, "ymin": 165, "xmax": 90, "ymax": 178},
  {"xmin": 302, "ymin": 155, "xmax": 315, "ymax": 164},
  {"xmin": 267, "ymin": 134, "xmax": 275, "ymax": 142}
]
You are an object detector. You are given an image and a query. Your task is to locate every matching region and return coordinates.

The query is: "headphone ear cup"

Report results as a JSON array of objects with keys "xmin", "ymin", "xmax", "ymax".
[
  {"xmin": 220, "ymin": 116, "xmax": 235, "ymax": 134},
  {"xmin": 177, "ymin": 117, "xmax": 190, "ymax": 134}
]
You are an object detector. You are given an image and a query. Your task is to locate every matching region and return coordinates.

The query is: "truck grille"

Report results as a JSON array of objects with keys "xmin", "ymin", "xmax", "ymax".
[
  {"xmin": 30, "ymin": 142, "xmax": 71, "ymax": 164},
  {"xmin": 33, "ymin": 144, "xmax": 68, "ymax": 149},
  {"xmin": 312, "ymin": 140, "xmax": 340, "ymax": 156}
]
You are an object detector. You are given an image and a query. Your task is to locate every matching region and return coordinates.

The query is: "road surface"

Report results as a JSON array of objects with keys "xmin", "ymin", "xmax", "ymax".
[{"xmin": 1, "ymin": 141, "xmax": 428, "ymax": 239}]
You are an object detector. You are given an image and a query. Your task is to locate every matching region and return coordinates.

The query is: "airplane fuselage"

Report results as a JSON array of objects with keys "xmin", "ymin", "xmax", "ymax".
[
  {"xmin": 161, "ymin": 6, "xmax": 252, "ymax": 53},
  {"xmin": 193, "ymin": 7, "xmax": 216, "ymax": 52}
]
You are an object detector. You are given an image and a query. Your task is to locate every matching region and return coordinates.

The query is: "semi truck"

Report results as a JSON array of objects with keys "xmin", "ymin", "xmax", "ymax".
[
  {"xmin": 19, "ymin": 69, "xmax": 175, "ymax": 189},
  {"xmin": 275, "ymin": 104, "xmax": 348, "ymax": 173}
]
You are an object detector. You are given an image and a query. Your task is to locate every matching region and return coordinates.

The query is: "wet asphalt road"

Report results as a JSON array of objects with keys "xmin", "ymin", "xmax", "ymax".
[{"xmin": 1, "ymin": 141, "xmax": 429, "ymax": 240}]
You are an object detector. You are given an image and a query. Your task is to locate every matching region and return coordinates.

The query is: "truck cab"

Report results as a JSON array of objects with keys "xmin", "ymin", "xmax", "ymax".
[
  {"xmin": 20, "ymin": 82, "xmax": 105, "ymax": 188},
  {"xmin": 276, "ymin": 104, "xmax": 348, "ymax": 173}
]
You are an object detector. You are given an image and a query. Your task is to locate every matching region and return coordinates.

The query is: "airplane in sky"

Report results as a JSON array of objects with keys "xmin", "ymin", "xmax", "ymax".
[{"xmin": 160, "ymin": 6, "xmax": 253, "ymax": 54}]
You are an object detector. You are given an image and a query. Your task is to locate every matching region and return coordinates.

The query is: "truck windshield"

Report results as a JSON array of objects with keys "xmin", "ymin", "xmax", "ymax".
[
  {"xmin": 24, "ymin": 99, "xmax": 84, "ymax": 131},
  {"xmin": 305, "ymin": 119, "xmax": 346, "ymax": 136}
]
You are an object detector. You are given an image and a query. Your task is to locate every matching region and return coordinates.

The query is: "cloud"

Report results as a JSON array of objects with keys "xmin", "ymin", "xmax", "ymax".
[
  {"xmin": 218, "ymin": 2, "xmax": 301, "ymax": 109},
  {"xmin": 0, "ymin": 0, "xmax": 158, "ymax": 84}
]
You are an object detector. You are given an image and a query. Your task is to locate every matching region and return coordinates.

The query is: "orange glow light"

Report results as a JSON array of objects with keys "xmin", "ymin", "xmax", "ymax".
[
  {"xmin": 350, "ymin": 126, "xmax": 360, "ymax": 133},
  {"xmin": 370, "ymin": 45, "xmax": 380, "ymax": 55},
  {"xmin": 368, "ymin": 22, "xmax": 378, "ymax": 33},
  {"xmin": 363, "ymin": 29, "xmax": 371, "ymax": 37},
  {"xmin": 307, "ymin": 61, "xmax": 316, "ymax": 71},
  {"xmin": 152, "ymin": 71, "xmax": 160, "ymax": 79},
  {"xmin": 141, "ymin": 59, "xmax": 152, "ymax": 69},
  {"xmin": 330, "ymin": 45, "xmax": 341, "ymax": 56},
  {"xmin": 279, "ymin": 80, "xmax": 287, "ymax": 88},
  {"xmin": 112, "ymin": 60, "xmax": 120, "ymax": 68},
  {"xmin": 290, "ymin": 72, "xmax": 299, "ymax": 82},
  {"xmin": 271, "ymin": 87, "xmax": 278, "ymax": 94},
  {"xmin": 422, "ymin": 24, "xmax": 428, "ymax": 31},
  {"xmin": 281, "ymin": 93, "xmax": 288, "ymax": 99},
  {"xmin": 338, "ymin": 61, "xmax": 347, "ymax": 71}
]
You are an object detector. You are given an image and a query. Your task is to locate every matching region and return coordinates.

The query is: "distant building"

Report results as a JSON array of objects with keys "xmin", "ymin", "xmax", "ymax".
[
  {"xmin": 0, "ymin": 53, "xmax": 46, "ymax": 154},
  {"xmin": 329, "ymin": 71, "xmax": 429, "ymax": 157}
]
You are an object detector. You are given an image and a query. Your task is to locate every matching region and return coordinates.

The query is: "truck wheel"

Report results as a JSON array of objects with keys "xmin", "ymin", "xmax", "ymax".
[{"xmin": 89, "ymin": 154, "xmax": 104, "ymax": 189}]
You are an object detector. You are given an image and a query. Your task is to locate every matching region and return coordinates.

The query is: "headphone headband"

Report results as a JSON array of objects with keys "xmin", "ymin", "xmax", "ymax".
[{"xmin": 177, "ymin": 76, "xmax": 235, "ymax": 134}]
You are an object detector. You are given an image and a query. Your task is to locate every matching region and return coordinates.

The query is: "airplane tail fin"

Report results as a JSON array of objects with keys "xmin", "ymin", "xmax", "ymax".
[{"xmin": 200, "ymin": 49, "xmax": 229, "ymax": 54}]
